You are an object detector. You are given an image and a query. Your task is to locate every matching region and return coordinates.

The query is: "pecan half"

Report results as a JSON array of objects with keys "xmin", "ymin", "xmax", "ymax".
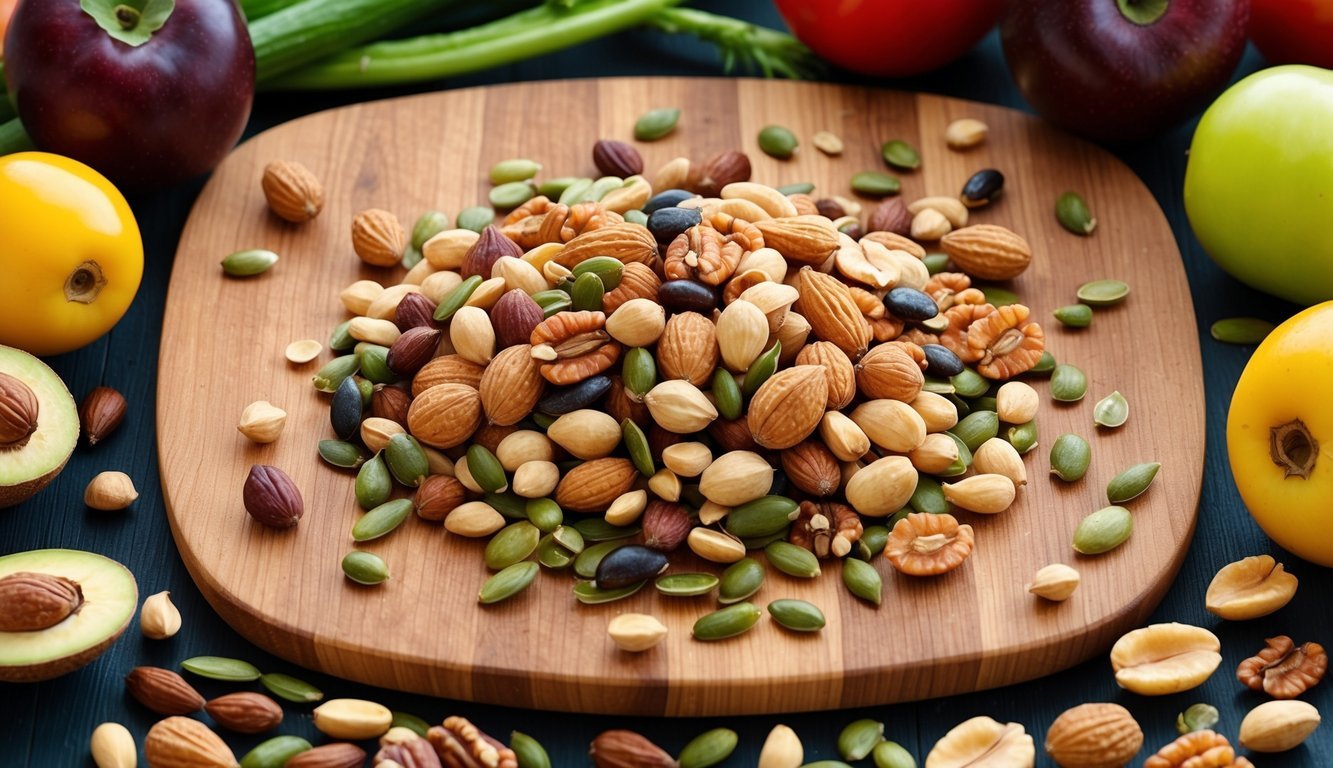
[
  {"xmin": 790, "ymin": 500, "xmax": 862, "ymax": 558},
  {"xmin": 500, "ymin": 200, "xmax": 624, "ymax": 250},
  {"xmin": 664, "ymin": 225, "xmax": 744, "ymax": 286},
  {"xmin": 376, "ymin": 734, "xmax": 443, "ymax": 767},
  {"xmin": 428, "ymin": 717, "xmax": 517, "ymax": 768},
  {"xmin": 937, "ymin": 303, "xmax": 995, "ymax": 364},
  {"xmin": 530, "ymin": 311, "xmax": 621, "ymax": 385},
  {"xmin": 886, "ymin": 512, "xmax": 974, "ymax": 576},
  {"xmin": 966, "ymin": 303, "xmax": 1045, "ymax": 379},
  {"xmin": 1237, "ymin": 636, "xmax": 1327, "ymax": 699},
  {"xmin": 1144, "ymin": 730, "xmax": 1254, "ymax": 768}
]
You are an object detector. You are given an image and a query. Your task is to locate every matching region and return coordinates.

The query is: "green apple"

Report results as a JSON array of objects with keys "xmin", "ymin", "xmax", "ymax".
[{"xmin": 1185, "ymin": 65, "xmax": 1333, "ymax": 306}]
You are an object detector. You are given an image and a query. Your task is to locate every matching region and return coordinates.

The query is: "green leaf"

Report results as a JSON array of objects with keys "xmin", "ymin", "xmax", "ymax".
[{"xmin": 81, "ymin": 0, "xmax": 175, "ymax": 47}]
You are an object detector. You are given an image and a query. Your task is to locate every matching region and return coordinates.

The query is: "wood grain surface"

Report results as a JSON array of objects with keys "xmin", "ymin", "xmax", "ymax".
[{"xmin": 157, "ymin": 78, "xmax": 1204, "ymax": 716}]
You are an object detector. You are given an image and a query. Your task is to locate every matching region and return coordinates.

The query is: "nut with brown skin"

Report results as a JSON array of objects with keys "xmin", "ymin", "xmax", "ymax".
[
  {"xmin": 144, "ymin": 716, "xmax": 237, "ymax": 768},
  {"xmin": 125, "ymin": 666, "xmax": 205, "ymax": 715},
  {"xmin": 593, "ymin": 139, "xmax": 644, "ymax": 178},
  {"xmin": 461, "ymin": 225, "xmax": 524, "ymax": 279},
  {"xmin": 371, "ymin": 386, "xmax": 412, "ymax": 426},
  {"xmin": 415, "ymin": 475, "xmax": 468, "ymax": 522},
  {"xmin": 1238, "ymin": 636, "xmax": 1327, "ymax": 699},
  {"xmin": 867, "ymin": 197, "xmax": 913, "ymax": 236},
  {"xmin": 428, "ymin": 717, "xmax": 518, "ymax": 768},
  {"xmin": 781, "ymin": 441, "xmax": 841, "ymax": 498},
  {"xmin": 0, "ymin": 372, "xmax": 39, "ymax": 448},
  {"xmin": 79, "ymin": 386, "xmax": 126, "ymax": 447},
  {"xmin": 287, "ymin": 743, "xmax": 367, "ymax": 768},
  {"xmin": 0, "ymin": 571, "xmax": 82, "ymax": 631},
  {"xmin": 242, "ymin": 465, "xmax": 304, "ymax": 529},
  {"xmin": 352, "ymin": 209, "xmax": 407, "ymax": 268},
  {"xmin": 491, "ymin": 290, "xmax": 546, "ymax": 350},
  {"xmin": 205, "ymin": 692, "xmax": 284, "ymax": 734},
  {"xmin": 589, "ymin": 729, "xmax": 676, "ymax": 768},
  {"xmin": 395, "ymin": 292, "xmax": 439, "ymax": 332},
  {"xmin": 262, "ymin": 160, "xmax": 324, "ymax": 222},
  {"xmin": 376, "ymin": 734, "xmax": 443, "ymax": 767},
  {"xmin": 387, "ymin": 327, "xmax": 443, "ymax": 377},
  {"xmin": 690, "ymin": 150, "xmax": 752, "ymax": 197},
  {"xmin": 642, "ymin": 500, "xmax": 693, "ymax": 552}
]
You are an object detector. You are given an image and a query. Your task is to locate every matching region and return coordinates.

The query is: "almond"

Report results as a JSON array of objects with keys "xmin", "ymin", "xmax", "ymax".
[
  {"xmin": 395, "ymin": 292, "xmax": 439, "ymax": 332},
  {"xmin": 781, "ymin": 441, "xmax": 841, "ymax": 497},
  {"xmin": 795, "ymin": 267, "xmax": 872, "ymax": 360},
  {"xmin": 691, "ymin": 150, "xmax": 752, "ymax": 197},
  {"xmin": 261, "ymin": 160, "xmax": 323, "ymax": 223},
  {"xmin": 370, "ymin": 385, "xmax": 411, "ymax": 426},
  {"xmin": 942, "ymin": 473, "xmax": 1017, "ymax": 514},
  {"xmin": 491, "ymin": 255, "xmax": 547, "ymax": 295},
  {"xmin": 413, "ymin": 355, "xmax": 485, "ymax": 396},
  {"xmin": 642, "ymin": 500, "xmax": 693, "ymax": 551},
  {"xmin": 593, "ymin": 139, "xmax": 644, "ymax": 177},
  {"xmin": 555, "ymin": 458, "xmax": 638, "ymax": 513},
  {"xmin": 973, "ymin": 437, "xmax": 1027, "ymax": 487},
  {"xmin": 795, "ymin": 341, "xmax": 856, "ymax": 409},
  {"xmin": 386, "ymin": 326, "xmax": 442, "ymax": 376},
  {"xmin": 557, "ymin": 223, "xmax": 657, "ymax": 268},
  {"xmin": 1044, "ymin": 702, "xmax": 1143, "ymax": 768},
  {"xmin": 461, "ymin": 225, "xmax": 524, "ymax": 279},
  {"xmin": 590, "ymin": 729, "xmax": 676, "ymax": 768},
  {"xmin": 443, "ymin": 500, "xmax": 505, "ymax": 537},
  {"xmin": 774, "ymin": 311, "xmax": 811, "ymax": 364},
  {"xmin": 737, "ymin": 281, "xmax": 798, "ymax": 332},
  {"xmin": 856, "ymin": 343, "xmax": 925, "ymax": 401},
  {"xmin": 312, "ymin": 699, "xmax": 392, "ymax": 740},
  {"xmin": 366, "ymin": 283, "xmax": 421, "ymax": 322},
  {"xmin": 907, "ymin": 433, "xmax": 960, "ymax": 474},
  {"xmin": 754, "ymin": 218, "xmax": 839, "ymax": 265},
  {"xmin": 910, "ymin": 391, "xmax": 961, "ymax": 433},
  {"xmin": 449, "ymin": 305, "xmax": 496, "ymax": 365},
  {"xmin": 657, "ymin": 311, "xmax": 719, "ymax": 386},
  {"xmin": 125, "ymin": 667, "xmax": 205, "ymax": 715},
  {"xmin": 284, "ymin": 743, "xmax": 367, "ymax": 768},
  {"xmin": 143, "ymin": 716, "xmax": 237, "ymax": 768},
  {"xmin": 407, "ymin": 383, "xmax": 482, "ymax": 448},
  {"xmin": 79, "ymin": 386, "xmax": 127, "ymax": 447},
  {"xmin": 415, "ymin": 475, "xmax": 467, "ymax": 521},
  {"xmin": 90, "ymin": 722, "xmax": 136, "ymax": 768},
  {"xmin": 204, "ymin": 692, "xmax": 283, "ymax": 734},
  {"xmin": 0, "ymin": 571, "xmax": 82, "ymax": 631},
  {"xmin": 490, "ymin": 290, "xmax": 546, "ymax": 349},
  {"xmin": 478, "ymin": 344, "xmax": 545, "ymax": 426},
  {"xmin": 940, "ymin": 224, "xmax": 1033, "ymax": 280},
  {"xmin": 867, "ymin": 197, "xmax": 912, "ymax": 236},
  {"xmin": 747, "ymin": 365, "xmax": 827, "ymax": 449},
  {"xmin": 351, "ymin": 209, "xmax": 405, "ymax": 268}
]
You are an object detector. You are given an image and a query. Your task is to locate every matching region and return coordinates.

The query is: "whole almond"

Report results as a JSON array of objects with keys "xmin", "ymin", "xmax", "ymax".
[
  {"xmin": 940, "ymin": 224, "xmax": 1033, "ymax": 280},
  {"xmin": 80, "ymin": 386, "xmax": 127, "ymax": 447},
  {"xmin": 691, "ymin": 150, "xmax": 752, "ymax": 196},
  {"xmin": 942, "ymin": 473, "xmax": 1017, "ymax": 514},
  {"xmin": 125, "ymin": 667, "xmax": 205, "ymax": 715},
  {"xmin": 737, "ymin": 281, "xmax": 799, "ymax": 332},
  {"xmin": 366, "ymin": 283, "xmax": 421, "ymax": 322},
  {"xmin": 339, "ymin": 280, "xmax": 383, "ymax": 315},
  {"xmin": 795, "ymin": 267, "xmax": 872, "ymax": 360},
  {"xmin": 492, "ymin": 255, "xmax": 547, "ymax": 295},
  {"xmin": 715, "ymin": 299, "xmax": 770, "ymax": 372},
  {"xmin": 144, "ymin": 716, "xmax": 237, "ymax": 768},
  {"xmin": 747, "ymin": 365, "xmax": 827, "ymax": 449},
  {"xmin": 512, "ymin": 460, "xmax": 559, "ymax": 498},
  {"xmin": 412, "ymin": 355, "xmax": 485, "ymax": 396},
  {"xmin": 242, "ymin": 465, "xmax": 303, "ymax": 528},
  {"xmin": 205, "ymin": 692, "xmax": 283, "ymax": 734},
  {"xmin": 973, "ymin": 437, "xmax": 1027, "ymax": 486},
  {"xmin": 261, "ymin": 160, "xmax": 324, "ymax": 223},
  {"xmin": 312, "ymin": 699, "xmax": 392, "ymax": 740},
  {"xmin": 1044, "ymin": 702, "xmax": 1143, "ymax": 768},
  {"xmin": 415, "ymin": 475, "xmax": 467, "ymax": 521},
  {"xmin": 845, "ymin": 456, "xmax": 916, "ymax": 516},
  {"xmin": 754, "ymin": 218, "xmax": 840, "ymax": 266},
  {"xmin": 657, "ymin": 311, "xmax": 720, "ymax": 386},
  {"xmin": 795, "ymin": 341, "xmax": 856, "ymax": 409},
  {"xmin": 491, "ymin": 289, "xmax": 545, "ymax": 349},
  {"xmin": 556, "ymin": 223, "xmax": 658, "ymax": 268},
  {"xmin": 0, "ymin": 571, "xmax": 83, "ymax": 631},
  {"xmin": 660, "ymin": 442, "xmax": 713, "ymax": 478},
  {"xmin": 758, "ymin": 724, "xmax": 803, "ymax": 768},
  {"xmin": 386, "ymin": 326, "xmax": 442, "ymax": 376},
  {"xmin": 1239, "ymin": 700, "xmax": 1321, "ymax": 752},
  {"xmin": 907, "ymin": 433, "xmax": 960, "ymax": 474},
  {"xmin": 593, "ymin": 139, "xmax": 644, "ymax": 177},
  {"xmin": 449, "ymin": 305, "xmax": 496, "ymax": 365},
  {"xmin": 394, "ymin": 291, "xmax": 439, "ymax": 332},
  {"xmin": 370, "ymin": 385, "xmax": 411, "ymax": 426},
  {"xmin": 443, "ymin": 501, "xmax": 505, "ymax": 537},
  {"xmin": 782, "ymin": 441, "xmax": 841, "ymax": 497},
  {"xmin": 285, "ymin": 743, "xmax": 367, "ymax": 768},
  {"xmin": 642, "ymin": 500, "xmax": 693, "ymax": 551},
  {"xmin": 407, "ymin": 383, "xmax": 482, "ymax": 448},
  {"xmin": 856, "ymin": 343, "xmax": 925, "ymax": 402},
  {"xmin": 819, "ymin": 411, "xmax": 871, "ymax": 462},
  {"xmin": 910, "ymin": 391, "xmax": 960, "ymax": 432},
  {"xmin": 555, "ymin": 458, "xmax": 638, "ymax": 513},
  {"xmin": 589, "ymin": 729, "xmax": 676, "ymax": 768},
  {"xmin": 461, "ymin": 225, "xmax": 524, "ymax": 278},
  {"xmin": 351, "ymin": 209, "xmax": 405, "ymax": 268},
  {"xmin": 422, "ymin": 228, "xmax": 481, "ymax": 270},
  {"xmin": 478, "ymin": 345, "xmax": 545, "ymax": 426}
]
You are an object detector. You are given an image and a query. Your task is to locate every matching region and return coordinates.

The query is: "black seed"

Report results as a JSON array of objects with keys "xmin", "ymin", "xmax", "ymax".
[
  {"xmin": 769, "ymin": 468, "xmax": 789, "ymax": 497},
  {"xmin": 595, "ymin": 545, "xmax": 669, "ymax": 589},
  {"xmin": 659, "ymin": 280, "xmax": 717, "ymax": 313},
  {"xmin": 884, "ymin": 287, "xmax": 939, "ymax": 322},
  {"xmin": 643, "ymin": 189, "xmax": 695, "ymax": 215},
  {"xmin": 961, "ymin": 169, "xmax": 1004, "ymax": 208},
  {"xmin": 922, "ymin": 344, "xmax": 965, "ymax": 377},
  {"xmin": 647, "ymin": 206, "xmax": 703, "ymax": 246},
  {"xmin": 330, "ymin": 375, "xmax": 363, "ymax": 440},
  {"xmin": 536, "ymin": 375, "xmax": 612, "ymax": 416}
]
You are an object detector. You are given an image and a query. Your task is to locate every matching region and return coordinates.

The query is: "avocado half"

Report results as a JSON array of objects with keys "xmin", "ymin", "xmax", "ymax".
[
  {"xmin": 0, "ymin": 549, "xmax": 137, "ymax": 682},
  {"xmin": 0, "ymin": 345, "xmax": 78, "ymax": 507}
]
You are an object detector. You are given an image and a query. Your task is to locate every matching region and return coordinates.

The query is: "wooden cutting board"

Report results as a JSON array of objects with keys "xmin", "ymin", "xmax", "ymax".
[{"xmin": 159, "ymin": 78, "xmax": 1204, "ymax": 716}]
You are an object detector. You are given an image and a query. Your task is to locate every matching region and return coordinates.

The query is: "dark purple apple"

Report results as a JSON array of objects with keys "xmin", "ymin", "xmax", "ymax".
[
  {"xmin": 4, "ymin": 0, "xmax": 255, "ymax": 186},
  {"xmin": 1000, "ymin": 0, "xmax": 1249, "ymax": 142}
]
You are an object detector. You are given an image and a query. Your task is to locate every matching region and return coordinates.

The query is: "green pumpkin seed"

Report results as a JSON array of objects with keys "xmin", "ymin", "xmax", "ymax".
[
  {"xmin": 574, "ymin": 541, "xmax": 626, "ymax": 579},
  {"xmin": 181, "ymin": 656, "xmax": 261, "ymax": 681},
  {"xmin": 1028, "ymin": 350, "xmax": 1056, "ymax": 376},
  {"xmin": 921, "ymin": 376, "xmax": 956, "ymax": 395},
  {"xmin": 742, "ymin": 341, "xmax": 782, "ymax": 397},
  {"xmin": 1107, "ymin": 461, "xmax": 1161, "ymax": 504},
  {"xmin": 765, "ymin": 540, "xmax": 821, "ymax": 578},
  {"xmin": 259, "ymin": 672, "xmax": 323, "ymax": 703},
  {"xmin": 511, "ymin": 730, "xmax": 552, "ymax": 768},
  {"xmin": 1053, "ymin": 303, "xmax": 1093, "ymax": 328},
  {"xmin": 656, "ymin": 572, "xmax": 720, "ymax": 597},
  {"xmin": 1006, "ymin": 420, "xmax": 1039, "ymax": 454},
  {"xmin": 1093, "ymin": 391, "xmax": 1129, "ymax": 428},
  {"xmin": 1211, "ymin": 317, "xmax": 1275, "ymax": 344},
  {"xmin": 718, "ymin": 557, "xmax": 764, "ymax": 604},
  {"xmin": 1072, "ymin": 505, "xmax": 1133, "ymax": 555},
  {"xmin": 1049, "ymin": 434, "xmax": 1091, "ymax": 482},
  {"xmin": 456, "ymin": 206, "xmax": 495, "ymax": 233},
  {"xmin": 855, "ymin": 525, "xmax": 890, "ymax": 561},
  {"xmin": 768, "ymin": 598, "xmax": 825, "ymax": 632},
  {"xmin": 922, "ymin": 252, "xmax": 950, "ymax": 275},
  {"xmin": 557, "ymin": 177, "xmax": 595, "ymax": 205},
  {"xmin": 411, "ymin": 210, "xmax": 450, "ymax": 251},
  {"xmin": 355, "ymin": 453, "xmax": 393, "ymax": 510},
  {"xmin": 1050, "ymin": 364, "xmax": 1087, "ymax": 402},
  {"xmin": 777, "ymin": 181, "xmax": 816, "ymax": 196},
  {"xmin": 357, "ymin": 378, "xmax": 374, "ymax": 407},
  {"xmin": 678, "ymin": 727, "xmax": 738, "ymax": 768},
  {"xmin": 712, "ymin": 368, "xmax": 743, "ymax": 420},
  {"xmin": 221, "ymin": 248, "xmax": 278, "ymax": 277},
  {"xmin": 358, "ymin": 345, "xmax": 396, "ymax": 385},
  {"xmin": 623, "ymin": 348, "xmax": 657, "ymax": 401},
  {"xmin": 741, "ymin": 530, "xmax": 788, "ymax": 550},
  {"xmin": 1176, "ymin": 703, "xmax": 1220, "ymax": 735},
  {"xmin": 312, "ymin": 354, "xmax": 360, "ymax": 393},
  {"xmin": 434, "ymin": 274, "xmax": 484, "ymax": 322},
  {"xmin": 485, "ymin": 521, "xmax": 541, "ymax": 570},
  {"xmin": 758, "ymin": 125, "xmax": 799, "ymax": 159},
  {"xmin": 950, "ymin": 367, "xmax": 989, "ymax": 398},
  {"xmin": 489, "ymin": 181, "xmax": 536, "ymax": 210},
  {"xmin": 572, "ymin": 256, "xmax": 624, "ymax": 290},
  {"xmin": 525, "ymin": 498, "xmax": 563, "ymax": 533},
  {"xmin": 873, "ymin": 740, "xmax": 916, "ymax": 768},
  {"xmin": 570, "ymin": 272, "xmax": 605, "ymax": 312},
  {"xmin": 479, "ymin": 561, "xmax": 540, "ymax": 604},
  {"xmin": 621, "ymin": 418, "xmax": 655, "ymax": 477},
  {"xmin": 851, "ymin": 171, "xmax": 901, "ymax": 197},
  {"xmin": 392, "ymin": 712, "xmax": 431, "ymax": 738},
  {"xmin": 802, "ymin": 762, "xmax": 855, "ymax": 768},
  {"xmin": 551, "ymin": 524, "xmax": 584, "ymax": 554},
  {"xmin": 1076, "ymin": 279, "xmax": 1130, "ymax": 306},
  {"xmin": 486, "ymin": 491, "xmax": 529, "ymax": 519},
  {"xmin": 978, "ymin": 285, "xmax": 1019, "ymax": 307},
  {"xmin": 945, "ymin": 432, "xmax": 974, "ymax": 473},
  {"xmin": 692, "ymin": 602, "xmax": 761, "ymax": 640},
  {"xmin": 385, "ymin": 434, "xmax": 430, "ymax": 487},
  {"xmin": 318, "ymin": 439, "xmax": 365, "ymax": 470},
  {"xmin": 466, "ymin": 444, "xmax": 508, "ymax": 493},
  {"xmin": 352, "ymin": 498, "xmax": 413, "ymax": 542},
  {"xmin": 888, "ymin": 509, "xmax": 912, "ymax": 527},
  {"xmin": 328, "ymin": 319, "xmax": 355, "ymax": 351},
  {"xmin": 949, "ymin": 410, "xmax": 999, "ymax": 452},
  {"xmin": 624, "ymin": 209, "xmax": 649, "ymax": 226},
  {"xmin": 573, "ymin": 579, "xmax": 644, "ymax": 605},
  {"xmin": 537, "ymin": 535, "xmax": 575, "ymax": 569},
  {"xmin": 342, "ymin": 551, "xmax": 389, "ymax": 585},
  {"xmin": 490, "ymin": 159, "xmax": 542, "ymax": 185},
  {"xmin": 574, "ymin": 517, "xmax": 640, "ymax": 542},
  {"xmin": 1056, "ymin": 191, "xmax": 1097, "ymax": 236},
  {"xmin": 881, "ymin": 139, "xmax": 921, "ymax": 170},
  {"xmin": 588, "ymin": 176, "xmax": 624, "ymax": 202},
  {"xmin": 635, "ymin": 107, "xmax": 681, "ymax": 141},
  {"xmin": 842, "ymin": 557, "xmax": 882, "ymax": 606},
  {"xmin": 838, "ymin": 718, "xmax": 885, "ymax": 761},
  {"xmin": 909, "ymin": 476, "xmax": 949, "ymax": 515},
  {"xmin": 971, "ymin": 395, "xmax": 997, "ymax": 413},
  {"xmin": 240, "ymin": 735, "xmax": 311, "ymax": 768},
  {"xmin": 725, "ymin": 495, "xmax": 799, "ymax": 538}
]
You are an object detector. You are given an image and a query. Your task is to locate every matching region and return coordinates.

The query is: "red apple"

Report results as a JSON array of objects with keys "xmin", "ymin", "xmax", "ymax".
[
  {"xmin": 4, "ymin": 0, "xmax": 255, "ymax": 186},
  {"xmin": 1000, "ymin": 0, "xmax": 1249, "ymax": 142}
]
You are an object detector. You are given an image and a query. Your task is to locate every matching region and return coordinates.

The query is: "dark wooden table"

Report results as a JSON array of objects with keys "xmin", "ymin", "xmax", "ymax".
[{"xmin": 4, "ymin": 2, "xmax": 1329, "ymax": 764}]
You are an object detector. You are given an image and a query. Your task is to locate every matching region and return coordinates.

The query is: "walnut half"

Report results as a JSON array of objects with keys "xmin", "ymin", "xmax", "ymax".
[{"xmin": 1237, "ymin": 635, "xmax": 1328, "ymax": 699}]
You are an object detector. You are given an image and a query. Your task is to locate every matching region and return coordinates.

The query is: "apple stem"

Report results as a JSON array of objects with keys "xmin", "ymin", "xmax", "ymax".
[
  {"xmin": 113, "ymin": 4, "xmax": 140, "ymax": 29},
  {"xmin": 1117, "ymin": 0, "xmax": 1169, "ymax": 25},
  {"xmin": 63, "ymin": 261, "xmax": 107, "ymax": 305},
  {"xmin": 1270, "ymin": 419, "xmax": 1318, "ymax": 479}
]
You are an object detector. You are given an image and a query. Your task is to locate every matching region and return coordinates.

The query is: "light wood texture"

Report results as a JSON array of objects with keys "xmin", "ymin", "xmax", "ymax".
[{"xmin": 158, "ymin": 78, "xmax": 1204, "ymax": 716}]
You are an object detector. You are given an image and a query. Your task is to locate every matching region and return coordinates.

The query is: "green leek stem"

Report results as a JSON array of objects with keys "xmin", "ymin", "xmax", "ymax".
[
  {"xmin": 262, "ymin": 0, "xmax": 685, "ymax": 90},
  {"xmin": 0, "ymin": 118, "xmax": 34, "ymax": 154},
  {"xmin": 644, "ymin": 7, "xmax": 820, "ymax": 80}
]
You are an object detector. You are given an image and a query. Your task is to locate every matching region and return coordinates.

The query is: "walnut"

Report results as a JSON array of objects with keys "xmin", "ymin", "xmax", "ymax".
[
  {"xmin": 896, "ymin": 328, "xmax": 939, "ymax": 347},
  {"xmin": 790, "ymin": 501, "xmax": 862, "ymax": 558},
  {"xmin": 967, "ymin": 303, "xmax": 1045, "ymax": 380},
  {"xmin": 428, "ymin": 717, "xmax": 518, "ymax": 768},
  {"xmin": 848, "ymin": 286, "xmax": 903, "ymax": 343},
  {"xmin": 1237, "ymin": 636, "xmax": 1327, "ymax": 699},
  {"xmin": 703, "ymin": 210, "xmax": 765, "ymax": 251},
  {"xmin": 529, "ymin": 311, "xmax": 621, "ymax": 385},
  {"xmin": 501, "ymin": 199, "xmax": 622, "ymax": 249},
  {"xmin": 664, "ymin": 225, "xmax": 742, "ymax": 286},
  {"xmin": 924, "ymin": 271, "xmax": 972, "ymax": 311},
  {"xmin": 937, "ymin": 303, "xmax": 995, "ymax": 363},
  {"xmin": 885, "ymin": 512, "xmax": 974, "ymax": 576},
  {"xmin": 1144, "ymin": 730, "xmax": 1254, "ymax": 768},
  {"xmin": 376, "ymin": 734, "xmax": 443, "ymax": 767}
]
